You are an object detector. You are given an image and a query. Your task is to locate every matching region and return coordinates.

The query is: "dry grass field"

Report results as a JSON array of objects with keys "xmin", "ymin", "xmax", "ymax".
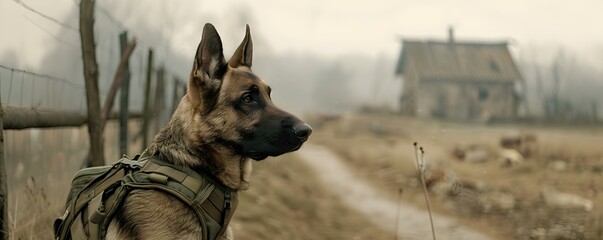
[
  {"xmin": 310, "ymin": 112, "xmax": 603, "ymax": 239},
  {"xmin": 7, "ymin": 113, "xmax": 603, "ymax": 239},
  {"xmin": 3, "ymin": 120, "xmax": 393, "ymax": 239},
  {"xmin": 232, "ymin": 154, "xmax": 394, "ymax": 240}
]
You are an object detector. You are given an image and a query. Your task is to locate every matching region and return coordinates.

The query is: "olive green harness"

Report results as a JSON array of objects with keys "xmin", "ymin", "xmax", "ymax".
[{"xmin": 54, "ymin": 155, "xmax": 238, "ymax": 240}]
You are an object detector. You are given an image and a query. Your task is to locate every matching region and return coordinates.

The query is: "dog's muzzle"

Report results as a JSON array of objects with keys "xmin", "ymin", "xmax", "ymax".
[{"xmin": 293, "ymin": 123, "xmax": 312, "ymax": 142}]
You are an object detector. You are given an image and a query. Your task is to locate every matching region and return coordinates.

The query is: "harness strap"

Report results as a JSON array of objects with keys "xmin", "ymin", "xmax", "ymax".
[
  {"xmin": 140, "ymin": 160, "xmax": 230, "ymax": 224},
  {"xmin": 216, "ymin": 191, "xmax": 237, "ymax": 238},
  {"xmin": 69, "ymin": 213, "xmax": 87, "ymax": 240},
  {"xmin": 137, "ymin": 159, "xmax": 239, "ymax": 238},
  {"xmin": 60, "ymin": 161, "xmax": 132, "ymax": 240},
  {"xmin": 201, "ymin": 190, "xmax": 226, "ymax": 223},
  {"xmin": 73, "ymin": 168, "xmax": 126, "ymax": 215},
  {"xmin": 57, "ymin": 156, "xmax": 238, "ymax": 240},
  {"xmin": 87, "ymin": 193, "xmax": 104, "ymax": 240},
  {"xmin": 142, "ymin": 161, "xmax": 203, "ymax": 193}
]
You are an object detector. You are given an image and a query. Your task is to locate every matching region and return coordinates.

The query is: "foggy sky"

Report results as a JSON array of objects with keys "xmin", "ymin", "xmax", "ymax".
[
  {"xmin": 2, "ymin": 0, "xmax": 603, "ymax": 68},
  {"xmin": 1, "ymin": 0, "xmax": 602, "ymax": 115}
]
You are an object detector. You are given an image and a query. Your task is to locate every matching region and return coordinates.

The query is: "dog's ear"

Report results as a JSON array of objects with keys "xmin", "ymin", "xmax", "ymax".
[
  {"xmin": 188, "ymin": 23, "xmax": 227, "ymax": 113},
  {"xmin": 228, "ymin": 24, "xmax": 253, "ymax": 68},
  {"xmin": 193, "ymin": 23, "xmax": 227, "ymax": 80}
]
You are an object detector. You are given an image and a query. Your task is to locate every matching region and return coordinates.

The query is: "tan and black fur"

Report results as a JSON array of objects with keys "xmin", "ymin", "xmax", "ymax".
[{"xmin": 105, "ymin": 23, "xmax": 311, "ymax": 240}]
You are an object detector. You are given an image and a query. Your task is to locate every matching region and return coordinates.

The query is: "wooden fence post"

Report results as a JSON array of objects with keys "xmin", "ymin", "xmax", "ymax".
[
  {"xmin": 182, "ymin": 81, "xmax": 187, "ymax": 100},
  {"xmin": 141, "ymin": 49, "xmax": 153, "ymax": 151},
  {"xmin": 79, "ymin": 0, "xmax": 105, "ymax": 167},
  {"xmin": 153, "ymin": 67, "xmax": 165, "ymax": 134},
  {"xmin": 171, "ymin": 78, "xmax": 180, "ymax": 114},
  {"xmin": 118, "ymin": 31, "xmax": 130, "ymax": 156},
  {"xmin": 0, "ymin": 97, "xmax": 8, "ymax": 240},
  {"xmin": 99, "ymin": 39, "xmax": 136, "ymax": 129}
]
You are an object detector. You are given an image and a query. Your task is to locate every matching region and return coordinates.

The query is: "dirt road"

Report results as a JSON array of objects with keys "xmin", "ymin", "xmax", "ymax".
[{"xmin": 296, "ymin": 144, "xmax": 493, "ymax": 240}]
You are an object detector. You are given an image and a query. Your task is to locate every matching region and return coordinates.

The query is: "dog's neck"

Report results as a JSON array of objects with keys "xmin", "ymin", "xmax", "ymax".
[{"xmin": 145, "ymin": 104, "xmax": 252, "ymax": 191}]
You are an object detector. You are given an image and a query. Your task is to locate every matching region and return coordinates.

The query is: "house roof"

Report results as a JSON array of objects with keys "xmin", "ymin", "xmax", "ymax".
[{"xmin": 395, "ymin": 40, "xmax": 522, "ymax": 82}]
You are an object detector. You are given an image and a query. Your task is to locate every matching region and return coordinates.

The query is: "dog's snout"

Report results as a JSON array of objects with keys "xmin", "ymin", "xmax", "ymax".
[
  {"xmin": 293, "ymin": 123, "xmax": 312, "ymax": 141},
  {"xmin": 280, "ymin": 117, "xmax": 294, "ymax": 128},
  {"xmin": 279, "ymin": 114, "xmax": 311, "ymax": 141}
]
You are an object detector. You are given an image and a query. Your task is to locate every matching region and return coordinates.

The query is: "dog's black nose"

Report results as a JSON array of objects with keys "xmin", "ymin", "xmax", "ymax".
[{"xmin": 293, "ymin": 123, "xmax": 312, "ymax": 140}]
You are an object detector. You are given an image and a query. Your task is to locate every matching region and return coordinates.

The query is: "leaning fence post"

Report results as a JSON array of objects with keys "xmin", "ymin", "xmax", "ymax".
[{"xmin": 0, "ymin": 96, "xmax": 8, "ymax": 240}]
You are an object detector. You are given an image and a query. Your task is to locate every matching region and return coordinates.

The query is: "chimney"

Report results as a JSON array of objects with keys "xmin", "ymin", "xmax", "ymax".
[{"xmin": 448, "ymin": 26, "xmax": 454, "ymax": 43}]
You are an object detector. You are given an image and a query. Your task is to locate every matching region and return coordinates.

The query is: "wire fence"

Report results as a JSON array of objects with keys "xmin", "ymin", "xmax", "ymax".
[
  {"xmin": 1, "ymin": 2, "xmax": 189, "ymax": 239},
  {"xmin": 0, "ymin": 64, "xmax": 86, "ymax": 112}
]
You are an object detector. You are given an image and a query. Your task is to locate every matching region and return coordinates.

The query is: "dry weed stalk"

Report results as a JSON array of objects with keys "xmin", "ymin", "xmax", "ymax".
[
  {"xmin": 394, "ymin": 188, "xmax": 403, "ymax": 240},
  {"xmin": 11, "ymin": 193, "xmax": 17, "ymax": 240},
  {"xmin": 414, "ymin": 142, "xmax": 437, "ymax": 240}
]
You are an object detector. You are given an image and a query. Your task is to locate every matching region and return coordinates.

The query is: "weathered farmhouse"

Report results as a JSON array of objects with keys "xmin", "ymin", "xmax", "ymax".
[{"xmin": 395, "ymin": 29, "xmax": 522, "ymax": 121}]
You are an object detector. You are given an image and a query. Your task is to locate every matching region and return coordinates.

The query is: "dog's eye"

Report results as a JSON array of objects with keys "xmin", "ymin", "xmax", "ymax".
[{"xmin": 241, "ymin": 94, "xmax": 253, "ymax": 104}]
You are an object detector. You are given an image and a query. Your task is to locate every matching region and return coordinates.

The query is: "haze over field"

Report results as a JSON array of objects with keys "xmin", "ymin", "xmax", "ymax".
[{"xmin": 1, "ymin": 0, "xmax": 602, "ymax": 115}]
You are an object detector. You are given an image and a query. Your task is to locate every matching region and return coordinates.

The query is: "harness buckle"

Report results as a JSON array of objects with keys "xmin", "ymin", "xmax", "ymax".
[
  {"xmin": 118, "ymin": 157, "xmax": 144, "ymax": 170},
  {"xmin": 224, "ymin": 192, "xmax": 232, "ymax": 209}
]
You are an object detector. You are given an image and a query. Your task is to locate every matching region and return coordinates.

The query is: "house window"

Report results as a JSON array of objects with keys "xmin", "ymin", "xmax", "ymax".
[{"xmin": 478, "ymin": 88, "xmax": 489, "ymax": 101}]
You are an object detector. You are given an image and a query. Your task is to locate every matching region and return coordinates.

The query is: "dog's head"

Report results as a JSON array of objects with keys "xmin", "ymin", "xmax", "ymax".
[{"xmin": 185, "ymin": 23, "xmax": 311, "ymax": 161}]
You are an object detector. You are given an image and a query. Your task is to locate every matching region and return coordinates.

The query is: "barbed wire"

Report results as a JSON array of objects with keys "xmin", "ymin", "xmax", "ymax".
[
  {"xmin": 96, "ymin": 6, "xmax": 126, "ymax": 31},
  {"xmin": 12, "ymin": 0, "xmax": 79, "ymax": 33},
  {"xmin": 23, "ymin": 16, "xmax": 80, "ymax": 49},
  {"xmin": 8, "ymin": 1, "xmax": 186, "ymax": 104},
  {"xmin": 0, "ymin": 64, "xmax": 84, "ymax": 89},
  {"xmin": 95, "ymin": 5, "xmax": 153, "ymax": 51},
  {"xmin": 93, "ymin": 4, "xmax": 185, "ymax": 83}
]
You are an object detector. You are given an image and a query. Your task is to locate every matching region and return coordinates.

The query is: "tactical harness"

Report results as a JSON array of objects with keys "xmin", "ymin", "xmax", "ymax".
[{"xmin": 54, "ymin": 154, "xmax": 238, "ymax": 240}]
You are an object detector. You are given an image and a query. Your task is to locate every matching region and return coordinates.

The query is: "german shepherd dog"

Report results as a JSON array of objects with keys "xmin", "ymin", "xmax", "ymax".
[{"xmin": 105, "ymin": 23, "xmax": 312, "ymax": 240}]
